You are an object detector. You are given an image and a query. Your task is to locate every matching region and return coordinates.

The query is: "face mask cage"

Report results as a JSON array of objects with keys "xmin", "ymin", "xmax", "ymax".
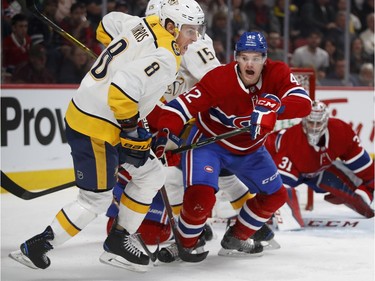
[{"xmin": 302, "ymin": 101, "xmax": 329, "ymax": 146}]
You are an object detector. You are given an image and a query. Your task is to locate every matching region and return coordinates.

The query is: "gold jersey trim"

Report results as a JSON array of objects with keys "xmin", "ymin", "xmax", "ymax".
[{"xmin": 65, "ymin": 100, "xmax": 121, "ymax": 146}]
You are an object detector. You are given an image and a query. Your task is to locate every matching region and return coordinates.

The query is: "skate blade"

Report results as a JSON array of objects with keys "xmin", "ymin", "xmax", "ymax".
[
  {"xmin": 262, "ymin": 238, "xmax": 281, "ymax": 250},
  {"xmin": 9, "ymin": 250, "xmax": 38, "ymax": 269},
  {"xmin": 99, "ymin": 251, "xmax": 150, "ymax": 273},
  {"xmin": 218, "ymin": 248, "xmax": 264, "ymax": 258}
]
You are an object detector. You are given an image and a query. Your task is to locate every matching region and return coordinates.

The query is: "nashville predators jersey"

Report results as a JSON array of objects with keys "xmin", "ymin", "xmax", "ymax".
[
  {"xmin": 164, "ymin": 34, "xmax": 221, "ymax": 102},
  {"xmin": 65, "ymin": 13, "xmax": 181, "ymax": 146}
]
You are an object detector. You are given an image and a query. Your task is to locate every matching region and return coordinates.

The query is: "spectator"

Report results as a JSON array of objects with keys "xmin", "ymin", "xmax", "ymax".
[
  {"xmin": 322, "ymin": 38, "xmax": 341, "ymax": 75},
  {"xmin": 244, "ymin": 0, "xmax": 280, "ymax": 34},
  {"xmin": 2, "ymin": 13, "xmax": 31, "ymax": 75},
  {"xmin": 208, "ymin": 10, "xmax": 228, "ymax": 54},
  {"xmin": 273, "ymin": 0, "xmax": 300, "ymax": 38},
  {"xmin": 55, "ymin": 0, "xmax": 75, "ymax": 23},
  {"xmin": 212, "ymin": 38, "xmax": 226, "ymax": 64},
  {"xmin": 353, "ymin": 63, "xmax": 374, "ymax": 87},
  {"xmin": 2, "ymin": 0, "xmax": 22, "ymax": 38},
  {"xmin": 325, "ymin": 11, "xmax": 355, "ymax": 53},
  {"xmin": 336, "ymin": 0, "xmax": 362, "ymax": 34},
  {"xmin": 78, "ymin": 0, "xmax": 102, "ymax": 28},
  {"xmin": 114, "ymin": 0, "xmax": 130, "ymax": 13},
  {"xmin": 131, "ymin": 0, "xmax": 148, "ymax": 16},
  {"xmin": 267, "ymin": 31, "xmax": 284, "ymax": 62},
  {"xmin": 299, "ymin": 0, "xmax": 336, "ymax": 38},
  {"xmin": 359, "ymin": 13, "xmax": 374, "ymax": 59},
  {"xmin": 11, "ymin": 44, "xmax": 56, "ymax": 84},
  {"xmin": 231, "ymin": 0, "xmax": 248, "ymax": 40},
  {"xmin": 356, "ymin": 0, "xmax": 374, "ymax": 33},
  {"xmin": 291, "ymin": 30, "xmax": 329, "ymax": 81},
  {"xmin": 206, "ymin": 0, "xmax": 228, "ymax": 30},
  {"xmin": 60, "ymin": 2, "xmax": 101, "ymax": 56},
  {"xmin": 320, "ymin": 57, "xmax": 357, "ymax": 86},
  {"xmin": 28, "ymin": 0, "xmax": 63, "ymax": 78},
  {"xmin": 57, "ymin": 46, "xmax": 93, "ymax": 84},
  {"xmin": 350, "ymin": 37, "xmax": 373, "ymax": 74},
  {"xmin": 107, "ymin": 0, "xmax": 117, "ymax": 12}
]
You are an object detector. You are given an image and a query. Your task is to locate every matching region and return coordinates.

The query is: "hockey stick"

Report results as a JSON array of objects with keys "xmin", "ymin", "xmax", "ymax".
[
  {"xmin": 25, "ymin": 0, "xmax": 98, "ymax": 59},
  {"xmin": 0, "ymin": 171, "xmax": 75, "ymax": 200},
  {"xmin": 171, "ymin": 126, "xmax": 251, "ymax": 154},
  {"xmin": 160, "ymin": 186, "xmax": 209, "ymax": 262},
  {"xmin": 2, "ymin": 126, "xmax": 252, "ymax": 200}
]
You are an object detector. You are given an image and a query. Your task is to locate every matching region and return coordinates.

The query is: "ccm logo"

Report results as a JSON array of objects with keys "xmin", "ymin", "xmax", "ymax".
[
  {"xmin": 262, "ymin": 171, "xmax": 279, "ymax": 184},
  {"xmin": 258, "ymin": 100, "xmax": 277, "ymax": 109}
]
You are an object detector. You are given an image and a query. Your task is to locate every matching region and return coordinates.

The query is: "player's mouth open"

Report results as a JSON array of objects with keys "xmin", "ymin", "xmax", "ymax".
[{"xmin": 245, "ymin": 70, "xmax": 255, "ymax": 75}]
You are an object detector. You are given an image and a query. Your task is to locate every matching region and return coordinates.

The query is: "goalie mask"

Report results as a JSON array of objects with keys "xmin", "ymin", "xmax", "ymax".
[
  {"xmin": 302, "ymin": 100, "xmax": 329, "ymax": 146},
  {"xmin": 159, "ymin": 0, "xmax": 206, "ymax": 38}
]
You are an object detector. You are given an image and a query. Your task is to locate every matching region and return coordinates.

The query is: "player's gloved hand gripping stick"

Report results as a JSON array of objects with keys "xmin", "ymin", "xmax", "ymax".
[{"xmin": 250, "ymin": 93, "xmax": 284, "ymax": 140}]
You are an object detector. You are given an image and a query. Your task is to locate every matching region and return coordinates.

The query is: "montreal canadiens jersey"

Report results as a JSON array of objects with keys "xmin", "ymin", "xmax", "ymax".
[
  {"xmin": 265, "ymin": 118, "xmax": 374, "ymax": 187},
  {"xmin": 158, "ymin": 59, "xmax": 312, "ymax": 154},
  {"xmin": 65, "ymin": 13, "xmax": 180, "ymax": 145}
]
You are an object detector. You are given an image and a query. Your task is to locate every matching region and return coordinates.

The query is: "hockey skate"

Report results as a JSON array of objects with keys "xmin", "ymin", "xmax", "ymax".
[
  {"xmin": 9, "ymin": 226, "xmax": 54, "ymax": 269},
  {"xmin": 100, "ymin": 227, "xmax": 150, "ymax": 272},
  {"xmin": 218, "ymin": 226, "xmax": 263, "ymax": 257},
  {"xmin": 157, "ymin": 237, "xmax": 206, "ymax": 263},
  {"xmin": 251, "ymin": 224, "xmax": 281, "ymax": 250}
]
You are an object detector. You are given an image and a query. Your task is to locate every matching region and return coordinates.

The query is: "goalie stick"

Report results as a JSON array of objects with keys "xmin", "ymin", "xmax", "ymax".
[{"xmin": 0, "ymin": 171, "xmax": 75, "ymax": 200}]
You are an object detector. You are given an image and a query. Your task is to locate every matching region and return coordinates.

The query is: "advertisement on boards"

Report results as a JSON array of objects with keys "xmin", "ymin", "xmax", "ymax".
[{"xmin": 1, "ymin": 87, "xmax": 374, "ymax": 185}]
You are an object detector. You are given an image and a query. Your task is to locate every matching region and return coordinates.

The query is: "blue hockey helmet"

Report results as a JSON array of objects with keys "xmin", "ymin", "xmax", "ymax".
[{"xmin": 235, "ymin": 31, "xmax": 268, "ymax": 56}]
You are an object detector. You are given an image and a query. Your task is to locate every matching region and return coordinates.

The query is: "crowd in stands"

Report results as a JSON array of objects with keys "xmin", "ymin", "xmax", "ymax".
[{"xmin": 1, "ymin": 0, "xmax": 374, "ymax": 86}]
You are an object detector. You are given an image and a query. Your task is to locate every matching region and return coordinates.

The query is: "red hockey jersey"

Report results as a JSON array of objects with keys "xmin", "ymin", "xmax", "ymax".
[
  {"xmin": 265, "ymin": 118, "xmax": 374, "ymax": 186},
  {"xmin": 158, "ymin": 59, "xmax": 311, "ymax": 154}
]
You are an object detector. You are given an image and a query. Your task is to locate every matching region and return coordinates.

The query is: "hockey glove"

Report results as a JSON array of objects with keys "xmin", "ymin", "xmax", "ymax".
[
  {"xmin": 119, "ymin": 127, "xmax": 152, "ymax": 168},
  {"xmin": 250, "ymin": 94, "xmax": 283, "ymax": 140},
  {"xmin": 154, "ymin": 128, "xmax": 182, "ymax": 165}
]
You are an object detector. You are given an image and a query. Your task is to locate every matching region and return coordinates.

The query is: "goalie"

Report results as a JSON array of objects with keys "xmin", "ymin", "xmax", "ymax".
[{"xmin": 266, "ymin": 100, "xmax": 374, "ymax": 220}]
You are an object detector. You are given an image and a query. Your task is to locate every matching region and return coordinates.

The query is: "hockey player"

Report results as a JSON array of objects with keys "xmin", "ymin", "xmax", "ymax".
[
  {"xmin": 102, "ymin": 0, "xmax": 263, "ymax": 247},
  {"xmin": 154, "ymin": 31, "xmax": 312, "ymax": 262},
  {"xmin": 266, "ymin": 100, "xmax": 374, "ymax": 218},
  {"xmin": 9, "ymin": 0, "xmax": 205, "ymax": 272}
]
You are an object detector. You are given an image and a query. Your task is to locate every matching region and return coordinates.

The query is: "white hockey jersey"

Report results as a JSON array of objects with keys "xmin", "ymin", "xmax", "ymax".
[
  {"xmin": 65, "ymin": 13, "xmax": 181, "ymax": 146},
  {"xmin": 164, "ymin": 34, "xmax": 221, "ymax": 102},
  {"xmin": 94, "ymin": 12, "xmax": 221, "ymax": 103}
]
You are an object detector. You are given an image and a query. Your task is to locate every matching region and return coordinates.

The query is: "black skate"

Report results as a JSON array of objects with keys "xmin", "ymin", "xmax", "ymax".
[
  {"xmin": 203, "ymin": 222, "xmax": 214, "ymax": 241},
  {"xmin": 251, "ymin": 224, "xmax": 280, "ymax": 250},
  {"xmin": 9, "ymin": 226, "xmax": 54, "ymax": 269},
  {"xmin": 158, "ymin": 237, "xmax": 206, "ymax": 263},
  {"xmin": 218, "ymin": 226, "xmax": 263, "ymax": 257},
  {"xmin": 100, "ymin": 228, "xmax": 150, "ymax": 272}
]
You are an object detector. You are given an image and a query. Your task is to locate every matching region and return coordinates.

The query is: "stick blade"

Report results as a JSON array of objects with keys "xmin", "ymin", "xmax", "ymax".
[{"xmin": 1, "ymin": 171, "xmax": 29, "ymax": 199}]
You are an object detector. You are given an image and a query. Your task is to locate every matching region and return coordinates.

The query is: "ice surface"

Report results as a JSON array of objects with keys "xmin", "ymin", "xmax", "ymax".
[{"xmin": 1, "ymin": 187, "xmax": 374, "ymax": 281}]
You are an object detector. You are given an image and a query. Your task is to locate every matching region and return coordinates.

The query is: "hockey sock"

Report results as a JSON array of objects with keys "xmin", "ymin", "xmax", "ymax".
[{"xmin": 179, "ymin": 185, "xmax": 216, "ymax": 248}]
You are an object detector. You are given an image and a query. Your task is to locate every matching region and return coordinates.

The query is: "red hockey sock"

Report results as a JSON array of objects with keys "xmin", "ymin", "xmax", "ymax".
[
  {"xmin": 179, "ymin": 185, "xmax": 216, "ymax": 248},
  {"xmin": 232, "ymin": 186, "xmax": 287, "ymax": 240}
]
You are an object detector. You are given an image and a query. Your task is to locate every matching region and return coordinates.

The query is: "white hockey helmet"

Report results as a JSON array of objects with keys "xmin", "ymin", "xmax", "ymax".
[
  {"xmin": 159, "ymin": 0, "xmax": 205, "ymax": 33},
  {"xmin": 302, "ymin": 100, "xmax": 329, "ymax": 146},
  {"xmin": 145, "ymin": 0, "xmax": 162, "ymax": 16}
]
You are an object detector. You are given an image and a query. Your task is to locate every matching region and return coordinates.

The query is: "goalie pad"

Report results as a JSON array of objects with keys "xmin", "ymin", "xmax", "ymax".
[
  {"xmin": 272, "ymin": 188, "xmax": 303, "ymax": 231},
  {"xmin": 317, "ymin": 166, "xmax": 374, "ymax": 218}
]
